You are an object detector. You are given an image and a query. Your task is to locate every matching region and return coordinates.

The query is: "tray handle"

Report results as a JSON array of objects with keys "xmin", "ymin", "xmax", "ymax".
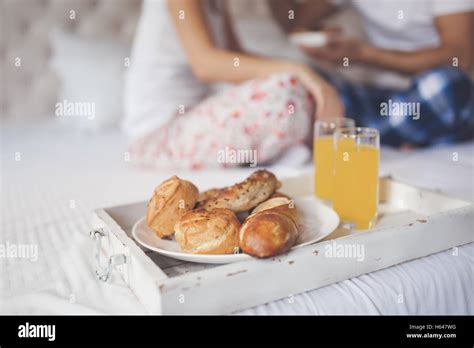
[{"xmin": 90, "ymin": 228, "xmax": 127, "ymax": 282}]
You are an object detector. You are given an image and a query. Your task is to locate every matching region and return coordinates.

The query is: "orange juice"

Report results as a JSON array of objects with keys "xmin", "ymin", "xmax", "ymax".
[
  {"xmin": 313, "ymin": 136, "xmax": 334, "ymax": 200},
  {"xmin": 333, "ymin": 138, "xmax": 379, "ymax": 229}
]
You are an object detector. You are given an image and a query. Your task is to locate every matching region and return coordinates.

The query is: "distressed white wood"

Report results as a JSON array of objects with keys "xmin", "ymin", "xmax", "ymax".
[
  {"xmin": 93, "ymin": 205, "xmax": 167, "ymax": 314},
  {"xmin": 92, "ymin": 176, "xmax": 474, "ymax": 314}
]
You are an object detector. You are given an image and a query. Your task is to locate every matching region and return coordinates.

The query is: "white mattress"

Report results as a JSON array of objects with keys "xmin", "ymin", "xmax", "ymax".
[{"xmin": 1, "ymin": 119, "xmax": 473, "ymax": 314}]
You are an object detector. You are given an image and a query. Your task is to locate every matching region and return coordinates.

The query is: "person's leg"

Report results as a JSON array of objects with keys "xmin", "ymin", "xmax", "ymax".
[
  {"xmin": 323, "ymin": 66, "xmax": 473, "ymax": 147},
  {"xmin": 389, "ymin": 66, "xmax": 474, "ymax": 146},
  {"xmin": 129, "ymin": 73, "xmax": 315, "ymax": 170}
]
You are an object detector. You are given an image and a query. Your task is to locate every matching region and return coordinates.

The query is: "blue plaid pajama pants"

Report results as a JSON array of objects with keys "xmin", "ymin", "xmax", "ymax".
[{"xmin": 322, "ymin": 66, "xmax": 474, "ymax": 147}]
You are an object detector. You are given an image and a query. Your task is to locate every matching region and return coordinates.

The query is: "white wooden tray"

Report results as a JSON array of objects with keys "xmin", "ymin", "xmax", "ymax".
[{"xmin": 90, "ymin": 175, "xmax": 474, "ymax": 314}]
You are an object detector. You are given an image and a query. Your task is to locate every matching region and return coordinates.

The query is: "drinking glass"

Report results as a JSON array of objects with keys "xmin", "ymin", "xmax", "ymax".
[
  {"xmin": 333, "ymin": 127, "xmax": 380, "ymax": 230},
  {"xmin": 313, "ymin": 117, "xmax": 355, "ymax": 200}
]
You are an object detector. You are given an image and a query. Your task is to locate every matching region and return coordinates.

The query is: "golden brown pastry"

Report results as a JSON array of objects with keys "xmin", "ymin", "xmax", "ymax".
[
  {"xmin": 197, "ymin": 188, "xmax": 221, "ymax": 203},
  {"xmin": 197, "ymin": 170, "xmax": 281, "ymax": 213},
  {"xmin": 251, "ymin": 194, "xmax": 298, "ymax": 223},
  {"xmin": 240, "ymin": 196, "xmax": 299, "ymax": 258},
  {"xmin": 146, "ymin": 176, "xmax": 199, "ymax": 238},
  {"xmin": 270, "ymin": 192, "xmax": 291, "ymax": 200},
  {"xmin": 175, "ymin": 208, "xmax": 241, "ymax": 254}
]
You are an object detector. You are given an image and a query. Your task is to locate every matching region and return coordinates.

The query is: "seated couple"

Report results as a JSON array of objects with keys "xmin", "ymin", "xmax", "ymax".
[{"xmin": 124, "ymin": 0, "xmax": 473, "ymax": 170}]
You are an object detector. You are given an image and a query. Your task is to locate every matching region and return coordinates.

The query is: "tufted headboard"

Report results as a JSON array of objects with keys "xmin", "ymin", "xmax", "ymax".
[{"xmin": 1, "ymin": 0, "xmax": 142, "ymax": 120}]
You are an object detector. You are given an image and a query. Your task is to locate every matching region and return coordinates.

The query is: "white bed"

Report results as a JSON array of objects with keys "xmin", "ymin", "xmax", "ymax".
[{"xmin": 1, "ymin": 118, "xmax": 472, "ymax": 314}]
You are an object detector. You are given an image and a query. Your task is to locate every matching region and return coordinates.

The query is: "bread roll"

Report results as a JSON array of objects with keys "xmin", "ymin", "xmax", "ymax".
[
  {"xmin": 269, "ymin": 192, "xmax": 291, "ymax": 200},
  {"xmin": 175, "ymin": 208, "xmax": 241, "ymax": 254},
  {"xmin": 146, "ymin": 176, "xmax": 199, "ymax": 238},
  {"xmin": 197, "ymin": 170, "xmax": 281, "ymax": 213},
  {"xmin": 240, "ymin": 196, "xmax": 299, "ymax": 258},
  {"xmin": 197, "ymin": 188, "xmax": 221, "ymax": 203},
  {"xmin": 251, "ymin": 194, "xmax": 298, "ymax": 224}
]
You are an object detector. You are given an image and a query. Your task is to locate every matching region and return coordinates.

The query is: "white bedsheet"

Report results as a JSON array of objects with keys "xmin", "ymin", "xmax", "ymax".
[{"xmin": 1, "ymin": 119, "xmax": 473, "ymax": 314}]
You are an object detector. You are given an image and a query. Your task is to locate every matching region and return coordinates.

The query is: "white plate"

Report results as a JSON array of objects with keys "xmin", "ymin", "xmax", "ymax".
[
  {"xmin": 132, "ymin": 196, "xmax": 339, "ymax": 264},
  {"xmin": 289, "ymin": 31, "xmax": 328, "ymax": 48}
]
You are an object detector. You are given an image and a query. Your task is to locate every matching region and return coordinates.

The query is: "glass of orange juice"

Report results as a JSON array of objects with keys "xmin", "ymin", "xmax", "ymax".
[
  {"xmin": 333, "ymin": 127, "xmax": 380, "ymax": 230},
  {"xmin": 314, "ymin": 118, "xmax": 355, "ymax": 201}
]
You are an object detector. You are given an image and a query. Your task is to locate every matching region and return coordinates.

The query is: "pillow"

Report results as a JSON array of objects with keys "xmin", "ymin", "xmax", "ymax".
[{"xmin": 49, "ymin": 28, "xmax": 128, "ymax": 131}]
